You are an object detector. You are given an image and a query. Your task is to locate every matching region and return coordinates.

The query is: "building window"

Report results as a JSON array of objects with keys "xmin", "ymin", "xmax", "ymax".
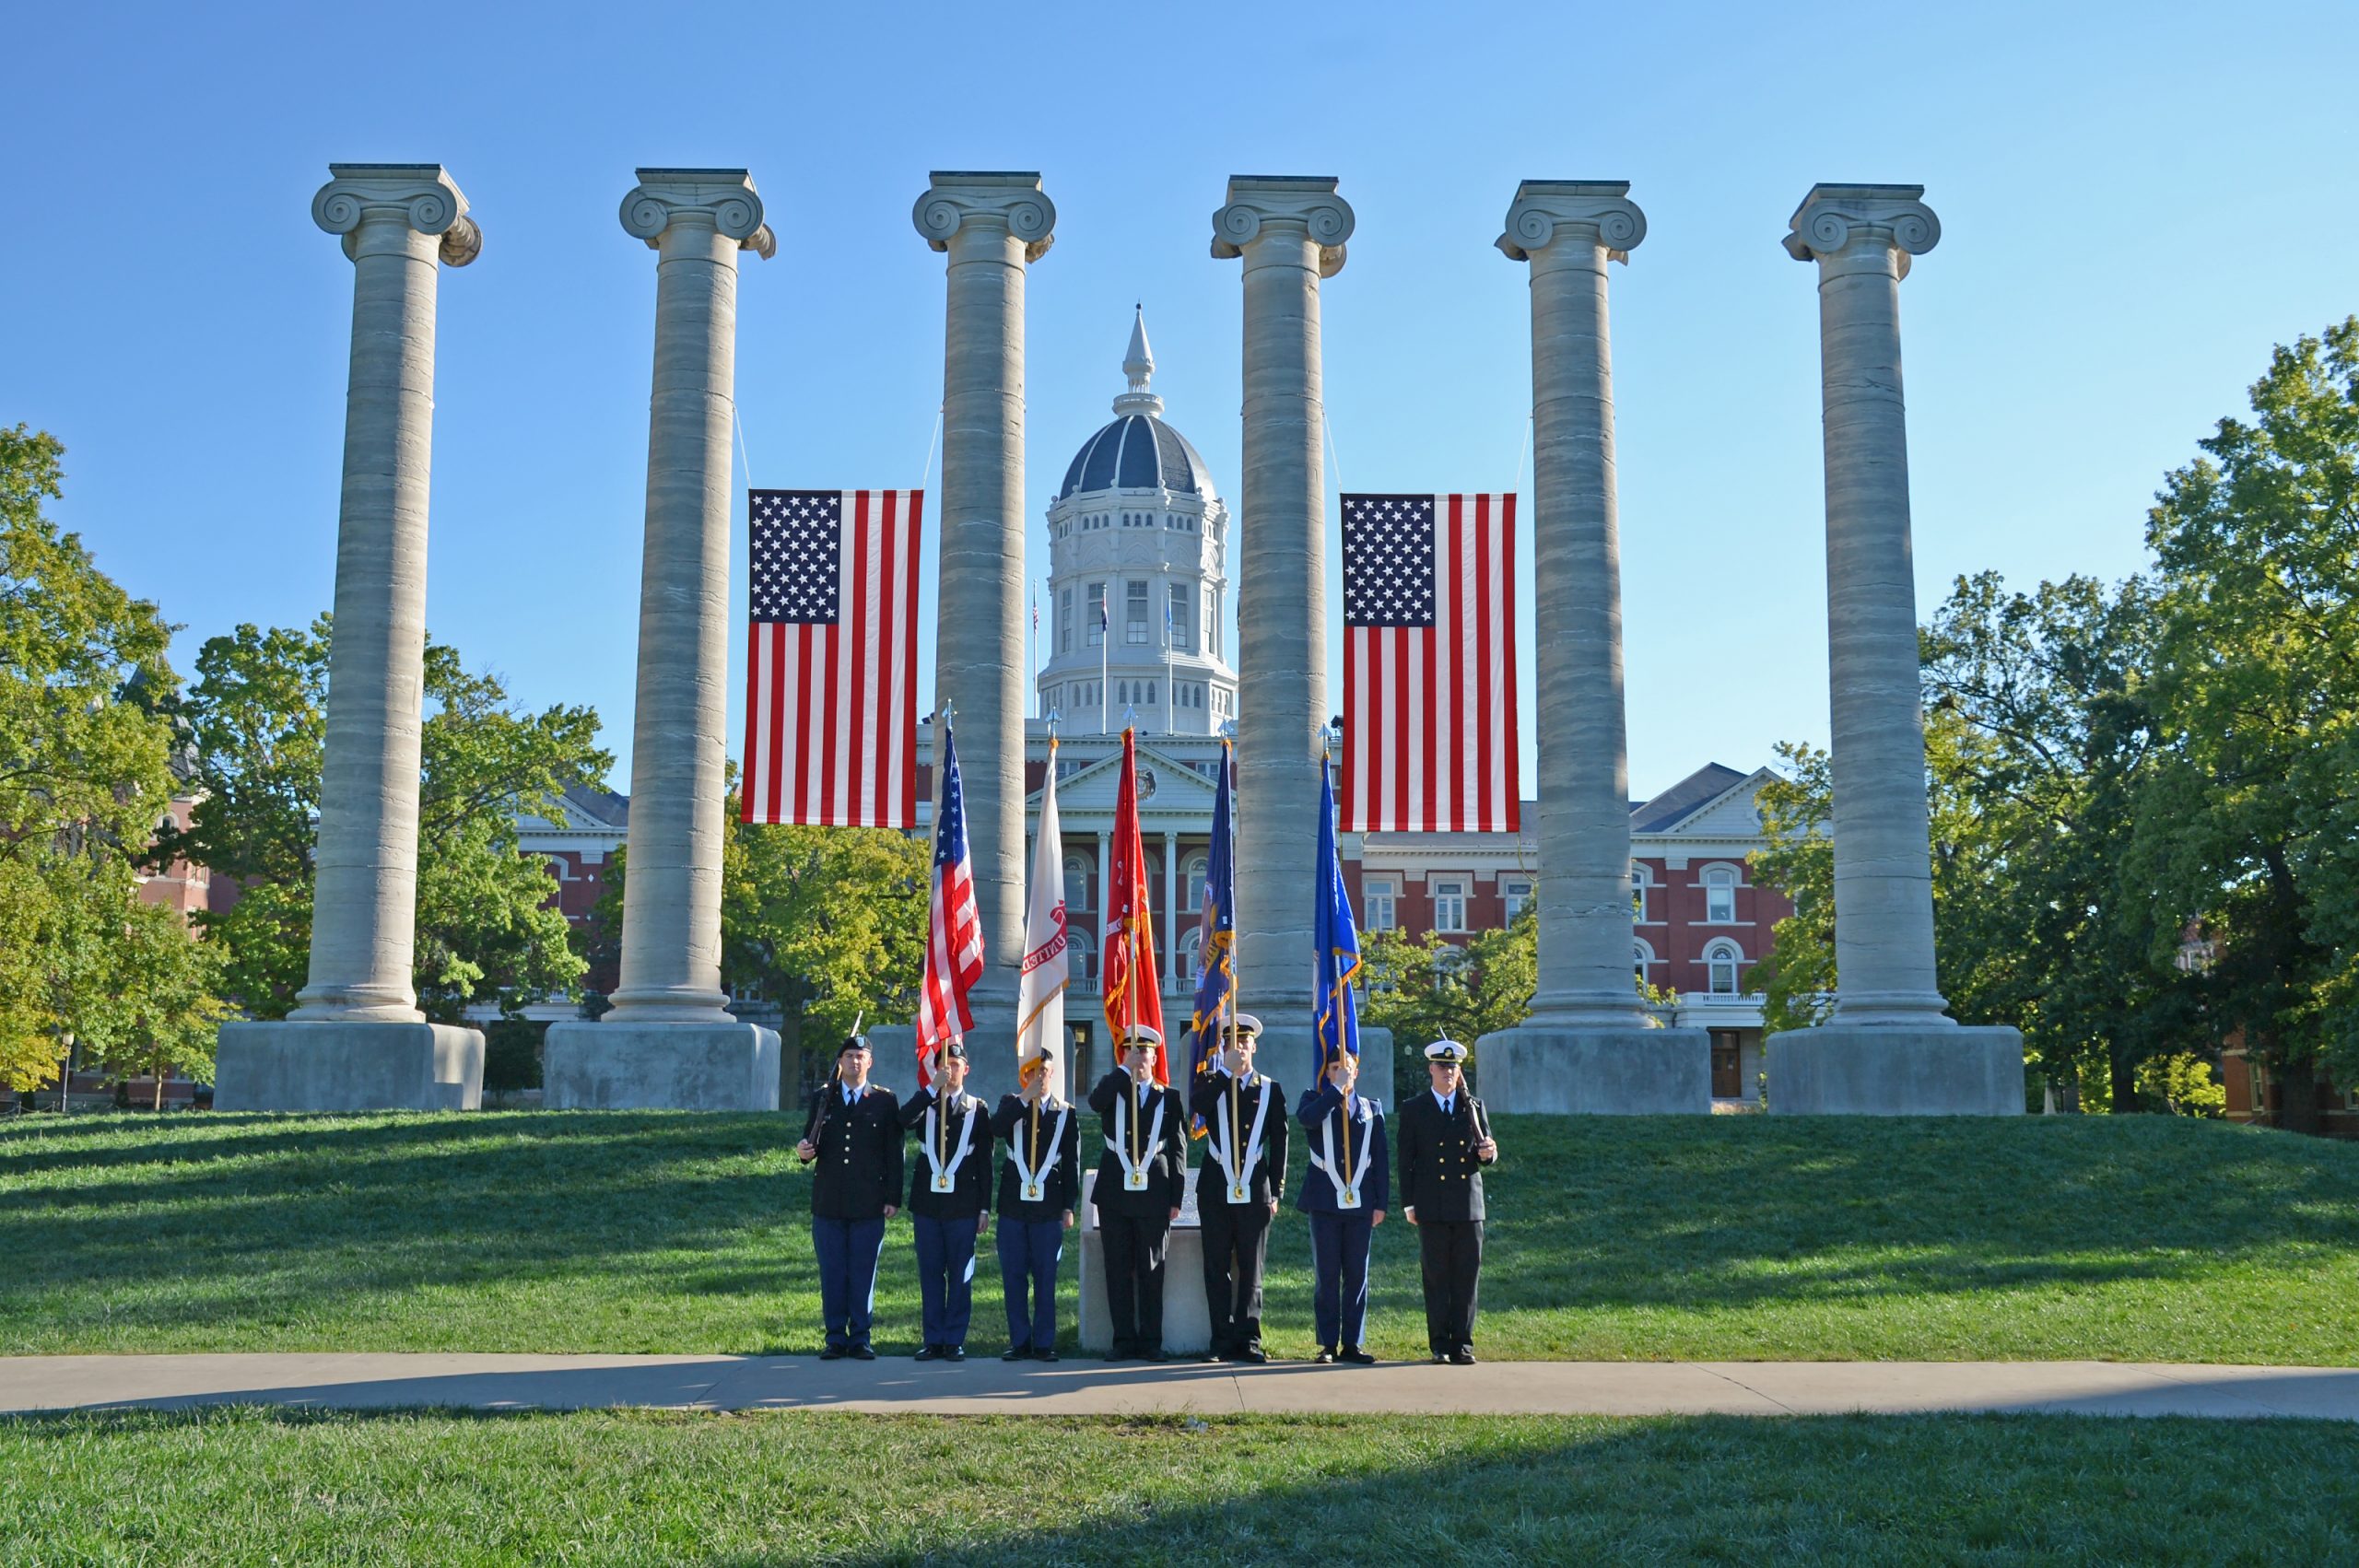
[
  {"xmin": 1060, "ymin": 588, "xmax": 1074, "ymax": 654},
  {"xmin": 1632, "ymin": 863, "xmax": 1653, "ymax": 923},
  {"xmin": 1502, "ymin": 879, "xmax": 1532, "ymax": 924},
  {"xmin": 1706, "ymin": 940, "xmax": 1743, "ymax": 995},
  {"xmin": 1063, "ymin": 855, "xmax": 1088, "ymax": 915},
  {"xmin": 1067, "ymin": 931, "xmax": 1094, "ymax": 983},
  {"xmin": 1087, "ymin": 583, "xmax": 1106, "ymax": 647},
  {"xmin": 1365, "ymin": 878, "xmax": 1397, "ymax": 931},
  {"xmin": 1205, "ymin": 590, "xmax": 1219, "ymax": 658},
  {"xmin": 1168, "ymin": 583, "xmax": 1191, "ymax": 650},
  {"xmin": 1704, "ymin": 865, "xmax": 1738, "ymax": 923},
  {"xmin": 1634, "ymin": 937, "xmax": 1657, "ymax": 985},
  {"xmin": 1126, "ymin": 580, "xmax": 1150, "ymax": 644},
  {"xmin": 1186, "ymin": 854, "xmax": 1210, "ymax": 909},
  {"xmin": 1144, "ymin": 684, "xmax": 1156, "ymax": 707},
  {"xmin": 1433, "ymin": 878, "xmax": 1467, "ymax": 933}
]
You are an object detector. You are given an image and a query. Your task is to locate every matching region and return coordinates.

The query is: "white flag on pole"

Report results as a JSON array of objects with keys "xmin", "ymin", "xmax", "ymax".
[{"xmin": 1015, "ymin": 744, "xmax": 1070, "ymax": 1099}]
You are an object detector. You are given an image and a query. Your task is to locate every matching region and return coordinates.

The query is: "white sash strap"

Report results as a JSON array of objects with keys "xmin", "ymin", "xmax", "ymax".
[
  {"xmin": 1107, "ymin": 1089, "xmax": 1166, "ymax": 1192},
  {"xmin": 1010, "ymin": 1105, "xmax": 1070, "ymax": 1203},
  {"xmin": 922, "ymin": 1097, "xmax": 980, "ymax": 1195},
  {"xmin": 1209, "ymin": 1075, "xmax": 1273, "ymax": 1205},
  {"xmin": 1312, "ymin": 1097, "xmax": 1377, "ymax": 1211}
]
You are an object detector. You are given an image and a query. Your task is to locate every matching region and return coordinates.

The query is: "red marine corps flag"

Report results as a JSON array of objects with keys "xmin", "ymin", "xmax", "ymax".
[
  {"xmin": 1339, "ymin": 493, "xmax": 1520, "ymax": 833},
  {"xmin": 741, "ymin": 489, "xmax": 923, "ymax": 827},
  {"xmin": 1100, "ymin": 727, "xmax": 1165, "ymax": 1080}
]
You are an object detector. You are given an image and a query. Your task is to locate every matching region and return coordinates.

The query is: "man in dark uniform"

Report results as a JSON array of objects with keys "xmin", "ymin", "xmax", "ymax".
[
  {"xmin": 1086, "ymin": 1024, "xmax": 1187, "ymax": 1361},
  {"xmin": 991, "ymin": 1045, "xmax": 1080, "ymax": 1361},
  {"xmin": 795, "ymin": 1035, "xmax": 903, "ymax": 1361},
  {"xmin": 1395, "ymin": 1038, "xmax": 1498, "ymax": 1365},
  {"xmin": 1190, "ymin": 1012, "xmax": 1287, "ymax": 1363},
  {"xmin": 1296, "ymin": 1046, "xmax": 1387, "ymax": 1364},
  {"xmin": 899, "ymin": 1042, "xmax": 992, "ymax": 1362}
]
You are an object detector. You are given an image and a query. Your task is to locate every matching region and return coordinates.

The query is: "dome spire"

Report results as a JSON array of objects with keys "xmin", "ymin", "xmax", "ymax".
[{"xmin": 1113, "ymin": 304, "xmax": 1164, "ymax": 416}]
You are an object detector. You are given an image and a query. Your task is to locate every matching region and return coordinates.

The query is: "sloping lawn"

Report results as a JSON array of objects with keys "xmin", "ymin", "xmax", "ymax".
[
  {"xmin": 3, "ymin": 1110, "xmax": 2353, "ymax": 1362},
  {"xmin": 3, "ymin": 1408, "xmax": 2354, "ymax": 1565}
]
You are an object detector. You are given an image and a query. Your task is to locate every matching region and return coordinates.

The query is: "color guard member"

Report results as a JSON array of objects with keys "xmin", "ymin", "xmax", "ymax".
[
  {"xmin": 1396, "ymin": 1038, "xmax": 1497, "ymax": 1365},
  {"xmin": 1191, "ymin": 1012, "xmax": 1287, "ymax": 1363},
  {"xmin": 899, "ymin": 1042, "xmax": 992, "ymax": 1362},
  {"xmin": 1296, "ymin": 1047, "xmax": 1387, "ymax": 1364},
  {"xmin": 991, "ymin": 1045, "xmax": 1080, "ymax": 1361},
  {"xmin": 1087, "ymin": 1024, "xmax": 1188, "ymax": 1361},
  {"xmin": 794, "ymin": 1035, "xmax": 903, "ymax": 1361}
]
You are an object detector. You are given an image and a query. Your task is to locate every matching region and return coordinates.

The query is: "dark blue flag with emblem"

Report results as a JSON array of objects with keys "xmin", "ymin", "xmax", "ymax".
[
  {"xmin": 1186, "ymin": 740, "xmax": 1238, "ymax": 1130},
  {"xmin": 1313, "ymin": 753, "xmax": 1362, "ymax": 1073}
]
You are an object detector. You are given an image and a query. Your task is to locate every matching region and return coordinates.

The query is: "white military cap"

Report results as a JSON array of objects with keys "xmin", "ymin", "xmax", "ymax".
[
  {"xmin": 1121, "ymin": 1024, "xmax": 1165, "ymax": 1047},
  {"xmin": 1231, "ymin": 1013, "xmax": 1264, "ymax": 1038},
  {"xmin": 1425, "ymin": 1039, "xmax": 1470, "ymax": 1064}
]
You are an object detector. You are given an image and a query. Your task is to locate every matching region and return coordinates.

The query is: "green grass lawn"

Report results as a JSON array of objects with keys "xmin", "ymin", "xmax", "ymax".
[
  {"xmin": 3, "ymin": 1408, "xmax": 2353, "ymax": 1565},
  {"xmin": 4, "ymin": 1109, "xmax": 2355, "ymax": 1362}
]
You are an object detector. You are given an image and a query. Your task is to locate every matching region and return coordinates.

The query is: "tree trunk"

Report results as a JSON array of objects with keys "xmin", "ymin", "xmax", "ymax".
[
  {"xmin": 2056, "ymin": 1074, "xmax": 2081, "ymax": 1114},
  {"xmin": 2109, "ymin": 1047, "xmax": 2141, "ymax": 1114},
  {"xmin": 2277, "ymin": 1055, "xmax": 2323, "ymax": 1137}
]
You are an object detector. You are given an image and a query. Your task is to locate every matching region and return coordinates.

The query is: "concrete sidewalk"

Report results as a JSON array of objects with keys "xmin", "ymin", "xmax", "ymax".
[{"xmin": 3, "ymin": 1354, "xmax": 2355, "ymax": 1421}]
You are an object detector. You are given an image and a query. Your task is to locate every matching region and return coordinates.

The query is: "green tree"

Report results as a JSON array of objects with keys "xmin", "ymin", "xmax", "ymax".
[
  {"xmin": 163, "ymin": 620, "xmax": 610, "ymax": 1022},
  {"xmin": 1360, "ymin": 907, "xmax": 1541, "ymax": 1105},
  {"xmin": 588, "ymin": 799, "xmax": 931, "ymax": 1047},
  {"xmin": 2134, "ymin": 319, "xmax": 2359, "ymax": 1132},
  {"xmin": 0, "ymin": 426, "xmax": 220, "ymax": 1093}
]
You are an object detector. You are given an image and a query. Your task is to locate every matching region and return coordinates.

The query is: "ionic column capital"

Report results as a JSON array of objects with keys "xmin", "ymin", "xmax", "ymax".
[
  {"xmin": 620, "ymin": 169, "xmax": 775, "ymax": 260},
  {"xmin": 1496, "ymin": 180, "xmax": 1645, "ymax": 264},
  {"xmin": 312, "ymin": 163, "xmax": 482, "ymax": 266},
  {"xmin": 1211, "ymin": 176, "xmax": 1354, "ymax": 276},
  {"xmin": 912, "ymin": 172, "xmax": 1056, "ymax": 262},
  {"xmin": 1782, "ymin": 183, "xmax": 1940, "ymax": 276}
]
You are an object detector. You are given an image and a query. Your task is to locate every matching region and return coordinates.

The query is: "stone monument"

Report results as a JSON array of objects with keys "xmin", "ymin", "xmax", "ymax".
[
  {"xmin": 543, "ymin": 170, "xmax": 781, "ymax": 1110},
  {"xmin": 216, "ymin": 164, "xmax": 486, "ymax": 1112},
  {"xmin": 1475, "ymin": 181, "xmax": 1708, "ymax": 1114},
  {"xmin": 1767, "ymin": 184, "xmax": 2022, "ymax": 1115}
]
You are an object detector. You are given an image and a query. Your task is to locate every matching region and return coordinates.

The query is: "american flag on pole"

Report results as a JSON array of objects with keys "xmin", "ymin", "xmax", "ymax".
[
  {"xmin": 1339, "ymin": 493, "xmax": 1520, "ymax": 833},
  {"xmin": 741, "ymin": 489, "xmax": 923, "ymax": 827},
  {"xmin": 913, "ymin": 720, "xmax": 983, "ymax": 1087}
]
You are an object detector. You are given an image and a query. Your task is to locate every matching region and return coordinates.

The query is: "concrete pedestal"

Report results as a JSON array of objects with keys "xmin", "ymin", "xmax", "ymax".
[
  {"xmin": 1768, "ymin": 1025, "xmax": 2025, "ymax": 1116},
  {"xmin": 215, "ymin": 1021, "xmax": 483, "ymax": 1112},
  {"xmin": 541, "ymin": 1021, "xmax": 780, "ymax": 1111},
  {"xmin": 1076, "ymin": 1172, "xmax": 1212, "ymax": 1357},
  {"xmin": 1474, "ymin": 1025, "xmax": 1709, "ymax": 1114}
]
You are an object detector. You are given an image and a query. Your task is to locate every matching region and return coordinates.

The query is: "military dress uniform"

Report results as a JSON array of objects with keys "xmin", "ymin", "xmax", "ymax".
[
  {"xmin": 1396, "ymin": 1041, "xmax": 1497, "ymax": 1363},
  {"xmin": 1087, "ymin": 1030, "xmax": 1190, "ymax": 1360},
  {"xmin": 991, "ymin": 1054, "xmax": 1081, "ymax": 1359},
  {"xmin": 803, "ymin": 1066, "xmax": 905, "ymax": 1360},
  {"xmin": 1190, "ymin": 1021, "xmax": 1287, "ymax": 1362},
  {"xmin": 1296, "ymin": 1072, "xmax": 1389, "ymax": 1361},
  {"xmin": 899, "ymin": 1051, "xmax": 992, "ymax": 1361}
]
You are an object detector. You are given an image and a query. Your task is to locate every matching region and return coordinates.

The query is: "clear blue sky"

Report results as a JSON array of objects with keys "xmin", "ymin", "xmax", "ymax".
[{"xmin": 10, "ymin": 2, "xmax": 2355, "ymax": 801}]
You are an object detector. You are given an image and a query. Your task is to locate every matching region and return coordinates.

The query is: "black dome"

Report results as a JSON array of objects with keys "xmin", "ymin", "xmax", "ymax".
[{"xmin": 1057, "ymin": 414, "xmax": 1215, "ymax": 502}]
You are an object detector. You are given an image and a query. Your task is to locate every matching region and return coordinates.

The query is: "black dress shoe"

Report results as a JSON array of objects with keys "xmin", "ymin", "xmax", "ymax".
[
  {"xmin": 1002, "ymin": 1345, "xmax": 1031, "ymax": 1362},
  {"xmin": 1032, "ymin": 1347, "xmax": 1059, "ymax": 1363},
  {"xmin": 1147, "ymin": 1350, "xmax": 1171, "ymax": 1363},
  {"xmin": 1313, "ymin": 1351, "xmax": 1336, "ymax": 1364},
  {"xmin": 914, "ymin": 1345, "xmax": 942, "ymax": 1363},
  {"xmin": 1430, "ymin": 1352, "xmax": 1449, "ymax": 1364},
  {"xmin": 1104, "ymin": 1349, "xmax": 1133, "ymax": 1363},
  {"xmin": 819, "ymin": 1345, "xmax": 846, "ymax": 1362},
  {"xmin": 1450, "ymin": 1347, "xmax": 1476, "ymax": 1366},
  {"xmin": 1232, "ymin": 1347, "xmax": 1269, "ymax": 1365},
  {"xmin": 1197, "ymin": 1349, "xmax": 1224, "ymax": 1363},
  {"xmin": 851, "ymin": 1345, "xmax": 876, "ymax": 1362},
  {"xmin": 1340, "ymin": 1348, "xmax": 1378, "ymax": 1365},
  {"xmin": 947, "ymin": 1346, "xmax": 967, "ymax": 1363}
]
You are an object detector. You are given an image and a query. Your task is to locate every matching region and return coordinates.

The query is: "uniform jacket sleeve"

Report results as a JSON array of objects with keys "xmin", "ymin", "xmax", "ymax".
[
  {"xmin": 898, "ymin": 1085, "xmax": 935, "ymax": 1129},
  {"xmin": 1087, "ymin": 1071, "xmax": 1121, "ymax": 1117},
  {"xmin": 880, "ymin": 1091, "xmax": 905, "ymax": 1203},
  {"xmin": 1265, "ymin": 1079, "xmax": 1290, "ymax": 1200},
  {"xmin": 1368, "ymin": 1107, "xmax": 1391, "ymax": 1210}
]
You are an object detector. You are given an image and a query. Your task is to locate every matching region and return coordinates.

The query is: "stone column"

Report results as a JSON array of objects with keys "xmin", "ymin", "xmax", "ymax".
[
  {"xmin": 1164, "ymin": 829, "xmax": 1180, "ymax": 984},
  {"xmin": 915, "ymin": 172, "xmax": 1054, "ymax": 1006},
  {"xmin": 1473, "ymin": 182, "xmax": 1705, "ymax": 1116},
  {"xmin": 216, "ymin": 165, "xmax": 487, "ymax": 1112},
  {"xmin": 544, "ymin": 170, "xmax": 780, "ymax": 1111},
  {"xmin": 1771, "ymin": 183, "xmax": 2021, "ymax": 1115},
  {"xmin": 1211, "ymin": 176, "xmax": 1364, "ymax": 1095}
]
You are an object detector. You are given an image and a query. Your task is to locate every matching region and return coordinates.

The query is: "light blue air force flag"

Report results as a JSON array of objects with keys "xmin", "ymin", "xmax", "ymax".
[{"xmin": 1313, "ymin": 754, "xmax": 1362, "ymax": 1074}]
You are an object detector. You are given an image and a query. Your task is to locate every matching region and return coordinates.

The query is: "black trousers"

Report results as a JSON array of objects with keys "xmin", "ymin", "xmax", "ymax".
[
  {"xmin": 1200, "ymin": 1196, "xmax": 1273, "ymax": 1353},
  {"xmin": 1417, "ymin": 1218, "xmax": 1484, "ymax": 1353},
  {"xmin": 1100, "ymin": 1210, "xmax": 1171, "ymax": 1355}
]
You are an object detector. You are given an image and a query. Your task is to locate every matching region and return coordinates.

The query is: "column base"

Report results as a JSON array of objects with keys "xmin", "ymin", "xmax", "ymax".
[
  {"xmin": 1768, "ymin": 1024, "xmax": 2025, "ymax": 1115},
  {"xmin": 215, "ymin": 1020, "xmax": 484, "ymax": 1112},
  {"xmin": 542, "ymin": 1021, "xmax": 780, "ymax": 1111},
  {"xmin": 1473, "ymin": 1025, "xmax": 1711, "ymax": 1114}
]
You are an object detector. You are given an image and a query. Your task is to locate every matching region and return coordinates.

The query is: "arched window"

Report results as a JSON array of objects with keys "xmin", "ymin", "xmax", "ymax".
[
  {"xmin": 1702, "ymin": 863, "xmax": 1741, "ymax": 924},
  {"xmin": 1066, "ymin": 930, "xmax": 1095, "ymax": 983},
  {"xmin": 1062, "ymin": 855, "xmax": 1089, "ymax": 915},
  {"xmin": 1705, "ymin": 940, "xmax": 1743, "ymax": 995},
  {"xmin": 1634, "ymin": 936, "xmax": 1657, "ymax": 985},
  {"xmin": 1180, "ymin": 927, "xmax": 1203, "ymax": 981},
  {"xmin": 1185, "ymin": 853, "xmax": 1210, "ymax": 909}
]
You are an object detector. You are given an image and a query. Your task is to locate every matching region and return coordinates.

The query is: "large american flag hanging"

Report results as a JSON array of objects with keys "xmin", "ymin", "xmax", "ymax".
[
  {"xmin": 913, "ymin": 721, "xmax": 983, "ymax": 1086},
  {"xmin": 741, "ymin": 489, "xmax": 923, "ymax": 827},
  {"xmin": 1340, "ymin": 493, "xmax": 1520, "ymax": 833}
]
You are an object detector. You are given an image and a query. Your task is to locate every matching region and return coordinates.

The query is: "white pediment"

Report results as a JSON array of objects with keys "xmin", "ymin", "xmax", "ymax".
[
  {"xmin": 1032, "ymin": 742, "xmax": 1222, "ymax": 818},
  {"xmin": 1656, "ymin": 767, "xmax": 1776, "ymax": 837}
]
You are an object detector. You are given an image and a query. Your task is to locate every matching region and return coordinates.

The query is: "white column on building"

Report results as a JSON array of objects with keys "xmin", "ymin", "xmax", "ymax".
[
  {"xmin": 915, "ymin": 173, "xmax": 1054, "ymax": 1003},
  {"xmin": 1164, "ymin": 828, "xmax": 1180, "ymax": 987},
  {"xmin": 1770, "ymin": 183, "xmax": 2022, "ymax": 1114},
  {"xmin": 1096, "ymin": 828, "xmax": 1111, "ymax": 986},
  {"xmin": 1497, "ymin": 181, "xmax": 1650, "ymax": 1028},
  {"xmin": 293, "ymin": 166, "xmax": 482, "ymax": 1023},
  {"xmin": 1212, "ymin": 176, "xmax": 1351, "ymax": 1034},
  {"xmin": 607, "ymin": 171, "xmax": 775, "ymax": 1024},
  {"xmin": 1473, "ymin": 179, "xmax": 1706, "ymax": 1116}
]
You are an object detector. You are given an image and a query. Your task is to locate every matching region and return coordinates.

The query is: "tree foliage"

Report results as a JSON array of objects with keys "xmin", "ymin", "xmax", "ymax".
[
  {"xmin": 1360, "ymin": 908, "xmax": 1539, "ymax": 1105},
  {"xmin": 163, "ymin": 620, "xmax": 610, "ymax": 1022}
]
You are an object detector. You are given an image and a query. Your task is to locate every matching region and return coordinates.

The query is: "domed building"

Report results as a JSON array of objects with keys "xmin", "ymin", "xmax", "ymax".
[{"xmin": 1035, "ymin": 309, "xmax": 1237, "ymax": 734}]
